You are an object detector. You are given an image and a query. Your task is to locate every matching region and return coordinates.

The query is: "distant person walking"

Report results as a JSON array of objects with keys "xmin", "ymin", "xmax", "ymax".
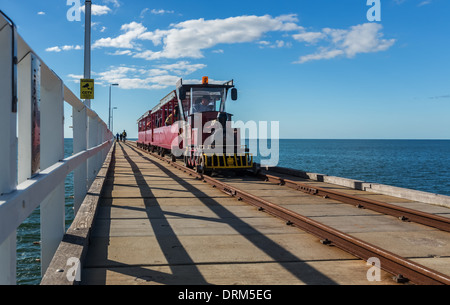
[
  {"xmin": 116, "ymin": 133, "xmax": 120, "ymax": 141},
  {"xmin": 122, "ymin": 130, "xmax": 127, "ymax": 142},
  {"xmin": 119, "ymin": 133, "xmax": 123, "ymax": 142}
]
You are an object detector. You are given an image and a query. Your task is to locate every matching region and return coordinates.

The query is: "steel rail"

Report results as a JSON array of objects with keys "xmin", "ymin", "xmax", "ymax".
[
  {"xmin": 258, "ymin": 173, "xmax": 450, "ymax": 233},
  {"xmin": 130, "ymin": 143, "xmax": 450, "ymax": 285}
]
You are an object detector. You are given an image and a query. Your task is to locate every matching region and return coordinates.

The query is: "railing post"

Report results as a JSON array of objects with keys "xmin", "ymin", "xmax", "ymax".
[
  {"xmin": 73, "ymin": 106, "xmax": 87, "ymax": 215},
  {"xmin": 96, "ymin": 119, "xmax": 102, "ymax": 170},
  {"xmin": 0, "ymin": 13, "xmax": 18, "ymax": 285},
  {"xmin": 87, "ymin": 116, "xmax": 99, "ymax": 186},
  {"xmin": 102, "ymin": 124, "xmax": 108, "ymax": 161},
  {"xmin": 17, "ymin": 52, "xmax": 41, "ymax": 184},
  {"xmin": 39, "ymin": 67, "xmax": 65, "ymax": 275}
]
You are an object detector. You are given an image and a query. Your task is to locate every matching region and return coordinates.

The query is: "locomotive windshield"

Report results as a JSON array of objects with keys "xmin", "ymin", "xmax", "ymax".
[{"xmin": 191, "ymin": 88, "xmax": 226, "ymax": 113}]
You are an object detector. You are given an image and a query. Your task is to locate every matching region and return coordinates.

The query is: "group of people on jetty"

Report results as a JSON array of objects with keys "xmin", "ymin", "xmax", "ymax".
[{"xmin": 116, "ymin": 130, "xmax": 127, "ymax": 142}]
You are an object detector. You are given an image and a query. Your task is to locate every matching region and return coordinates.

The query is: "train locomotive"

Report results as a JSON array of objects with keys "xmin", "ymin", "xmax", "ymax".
[{"xmin": 137, "ymin": 77, "xmax": 253, "ymax": 174}]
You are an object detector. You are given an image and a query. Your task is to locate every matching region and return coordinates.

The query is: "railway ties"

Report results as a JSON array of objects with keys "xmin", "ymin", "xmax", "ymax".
[
  {"xmin": 210, "ymin": 174, "xmax": 450, "ymax": 285},
  {"xmin": 81, "ymin": 141, "xmax": 450, "ymax": 285},
  {"xmin": 258, "ymin": 172, "xmax": 450, "ymax": 233}
]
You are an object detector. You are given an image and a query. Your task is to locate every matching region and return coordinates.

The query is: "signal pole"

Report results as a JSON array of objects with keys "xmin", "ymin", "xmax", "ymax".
[
  {"xmin": 84, "ymin": 0, "xmax": 91, "ymax": 107},
  {"xmin": 108, "ymin": 83, "xmax": 119, "ymax": 130}
]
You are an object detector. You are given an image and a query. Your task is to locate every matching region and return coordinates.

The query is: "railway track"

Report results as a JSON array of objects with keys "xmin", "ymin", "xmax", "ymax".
[
  {"xmin": 258, "ymin": 173, "xmax": 450, "ymax": 233},
  {"xmin": 128, "ymin": 142, "xmax": 450, "ymax": 285}
]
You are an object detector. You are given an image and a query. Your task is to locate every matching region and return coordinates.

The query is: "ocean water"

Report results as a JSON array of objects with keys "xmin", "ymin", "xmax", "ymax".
[
  {"xmin": 15, "ymin": 139, "xmax": 450, "ymax": 284},
  {"xmin": 250, "ymin": 139, "xmax": 450, "ymax": 196}
]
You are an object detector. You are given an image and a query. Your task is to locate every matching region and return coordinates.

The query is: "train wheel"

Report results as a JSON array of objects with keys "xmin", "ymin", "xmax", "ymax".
[
  {"xmin": 194, "ymin": 155, "xmax": 202, "ymax": 174},
  {"xmin": 195, "ymin": 164, "xmax": 204, "ymax": 174},
  {"xmin": 253, "ymin": 163, "xmax": 261, "ymax": 175},
  {"xmin": 235, "ymin": 169, "xmax": 247, "ymax": 177},
  {"xmin": 195, "ymin": 155, "xmax": 211, "ymax": 175},
  {"xmin": 171, "ymin": 152, "xmax": 176, "ymax": 162}
]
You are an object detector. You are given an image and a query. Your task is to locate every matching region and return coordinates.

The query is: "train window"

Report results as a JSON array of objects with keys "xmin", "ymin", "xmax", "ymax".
[
  {"xmin": 182, "ymin": 94, "xmax": 190, "ymax": 119},
  {"xmin": 191, "ymin": 88, "xmax": 226, "ymax": 113}
]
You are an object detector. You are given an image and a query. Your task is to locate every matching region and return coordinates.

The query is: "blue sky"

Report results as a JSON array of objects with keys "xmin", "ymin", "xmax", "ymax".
[{"xmin": 1, "ymin": 0, "xmax": 449, "ymax": 139}]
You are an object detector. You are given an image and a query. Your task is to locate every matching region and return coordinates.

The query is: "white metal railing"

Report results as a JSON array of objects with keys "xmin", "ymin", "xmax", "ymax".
[{"xmin": 0, "ymin": 11, "xmax": 113, "ymax": 285}]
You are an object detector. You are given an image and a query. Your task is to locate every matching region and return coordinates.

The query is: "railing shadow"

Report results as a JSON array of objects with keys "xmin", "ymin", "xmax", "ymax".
[{"xmin": 117, "ymin": 142, "xmax": 209, "ymax": 284}]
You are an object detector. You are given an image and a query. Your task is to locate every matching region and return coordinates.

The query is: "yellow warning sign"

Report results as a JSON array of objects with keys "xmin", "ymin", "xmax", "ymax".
[{"xmin": 80, "ymin": 79, "xmax": 94, "ymax": 100}]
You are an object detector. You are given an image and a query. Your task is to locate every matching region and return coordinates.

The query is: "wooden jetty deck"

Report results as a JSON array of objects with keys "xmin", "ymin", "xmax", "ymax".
[
  {"xmin": 75, "ymin": 141, "xmax": 447, "ymax": 285},
  {"xmin": 81, "ymin": 142, "xmax": 382, "ymax": 284}
]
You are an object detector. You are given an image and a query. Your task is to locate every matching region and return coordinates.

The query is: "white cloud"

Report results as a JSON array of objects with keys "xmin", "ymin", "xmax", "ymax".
[
  {"xmin": 335, "ymin": 23, "xmax": 395, "ymax": 57},
  {"xmin": 157, "ymin": 61, "xmax": 207, "ymax": 75},
  {"xmin": 82, "ymin": 66, "xmax": 151, "ymax": 89},
  {"xmin": 418, "ymin": 0, "xmax": 432, "ymax": 6},
  {"xmin": 46, "ymin": 45, "xmax": 82, "ymax": 52},
  {"xmin": 93, "ymin": 22, "xmax": 147, "ymax": 49},
  {"xmin": 139, "ymin": 8, "xmax": 150, "ymax": 19},
  {"xmin": 92, "ymin": 5, "xmax": 111, "ymax": 15},
  {"xmin": 275, "ymin": 40, "xmax": 289, "ymax": 48},
  {"xmin": 292, "ymin": 31, "xmax": 326, "ymax": 44},
  {"xmin": 103, "ymin": 0, "xmax": 120, "ymax": 8},
  {"xmin": 296, "ymin": 48, "xmax": 344, "ymax": 64},
  {"xmin": 140, "ymin": 8, "xmax": 174, "ymax": 19},
  {"xmin": 132, "ymin": 50, "xmax": 157, "ymax": 60},
  {"xmin": 258, "ymin": 39, "xmax": 291, "ymax": 49},
  {"xmin": 94, "ymin": 14, "xmax": 302, "ymax": 60},
  {"xmin": 80, "ymin": 4, "xmax": 112, "ymax": 16},
  {"xmin": 151, "ymin": 9, "xmax": 175, "ymax": 15},
  {"xmin": 46, "ymin": 46, "xmax": 61, "ymax": 52},
  {"xmin": 139, "ymin": 14, "xmax": 301, "ymax": 59},
  {"xmin": 62, "ymin": 45, "xmax": 83, "ymax": 51},
  {"xmin": 295, "ymin": 23, "xmax": 395, "ymax": 63},
  {"xmin": 67, "ymin": 74, "xmax": 84, "ymax": 83},
  {"xmin": 67, "ymin": 61, "xmax": 206, "ymax": 90},
  {"xmin": 37, "ymin": 11, "xmax": 46, "ymax": 15},
  {"xmin": 147, "ymin": 74, "xmax": 182, "ymax": 88},
  {"xmin": 107, "ymin": 50, "xmax": 133, "ymax": 56}
]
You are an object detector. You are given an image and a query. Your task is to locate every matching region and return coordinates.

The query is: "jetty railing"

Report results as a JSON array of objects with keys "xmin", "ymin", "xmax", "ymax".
[{"xmin": 0, "ymin": 11, "xmax": 113, "ymax": 284}]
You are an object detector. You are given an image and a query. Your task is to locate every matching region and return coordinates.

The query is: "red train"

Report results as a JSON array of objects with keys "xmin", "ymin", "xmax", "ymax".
[{"xmin": 137, "ymin": 77, "xmax": 253, "ymax": 174}]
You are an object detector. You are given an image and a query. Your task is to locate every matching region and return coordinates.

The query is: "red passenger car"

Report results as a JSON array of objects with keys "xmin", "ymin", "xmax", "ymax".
[{"xmin": 137, "ymin": 77, "xmax": 253, "ymax": 174}]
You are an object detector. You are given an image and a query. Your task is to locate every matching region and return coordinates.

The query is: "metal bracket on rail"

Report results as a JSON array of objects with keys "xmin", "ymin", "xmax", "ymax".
[{"xmin": 393, "ymin": 274, "xmax": 409, "ymax": 284}]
